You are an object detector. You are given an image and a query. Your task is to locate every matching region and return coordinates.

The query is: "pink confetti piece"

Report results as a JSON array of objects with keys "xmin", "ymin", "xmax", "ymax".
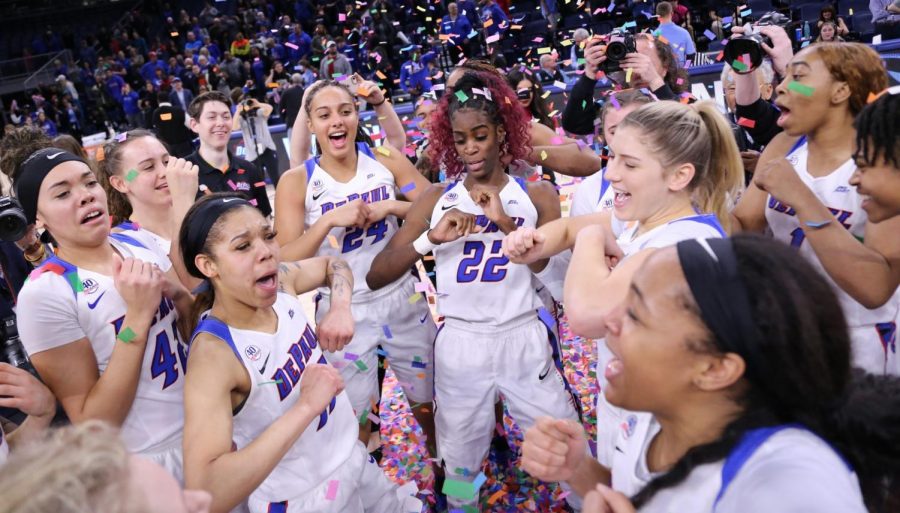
[{"xmin": 325, "ymin": 480, "xmax": 339, "ymax": 500}]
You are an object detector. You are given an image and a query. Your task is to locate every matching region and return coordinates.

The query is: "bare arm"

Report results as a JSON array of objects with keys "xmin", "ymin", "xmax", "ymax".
[
  {"xmin": 289, "ymin": 94, "xmax": 312, "ymax": 167},
  {"xmin": 731, "ymin": 132, "xmax": 799, "ymax": 233},
  {"xmin": 503, "ymin": 211, "xmax": 609, "ymax": 263},
  {"xmin": 367, "ymin": 184, "xmax": 444, "ymax": 290},
  {"xmin": 526, "ymin": 180, "xmax": 563, "ymax": 273},
  {"xmin": 373, "ymin": 100, "xmax": 406, "ymax": 150},
  {"xmin": 183, "ymin": 336, "xmax": 342, "ymax": 513},
  {"xmin": 529, "ymin": 123, "xmax": 604, "ymax": 177},
  {"xmin": 375, "ymin": 142, "xmax": 432, "ymax": 203}
]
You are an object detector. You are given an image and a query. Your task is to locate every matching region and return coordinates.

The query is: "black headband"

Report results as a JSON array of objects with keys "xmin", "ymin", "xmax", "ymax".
[
  {"xmin": 676, "ymin": 238, "xmax": 763, "ymax": 380},
  {"xmin": 14, "ymin": 148, "xmax": 89, "ymax": 224},
  {"xmin": 183, "ymin": 196, "xmax": 253, "ymax": 273}
]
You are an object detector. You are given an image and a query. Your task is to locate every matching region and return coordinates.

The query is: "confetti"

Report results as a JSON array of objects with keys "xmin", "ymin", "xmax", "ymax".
[
  {"xmin": 376, "ymin": 146, "xmax": 391, "ymax": 157},
  {"xmin": 327, "ymin": 235, "xmax": 339, "ymax": 248},
  {"xmin": 382, "ymin": 325, "xmax": 393, "ymax": 339},
  {"xmin": 325, "ymin": 480, "xmax": 339, "ymax": 500},
  {"xmin": 117, "ymin": 327, "xmax": 136, "ymax": 343},
  {"xmin": 454, "ymin": 90, "xmax": 469, "ymax": 103},
  {"xmin": 226, "ymin": 180, "xmax": 238, "ymax": 190},
  {"xmin": 400, "ymin": 182, "xmax": 416, "ymax": 194},
  {"xmin": 259, "ymin": 379, "xmax": 284, "ymax": 386},
  {"xmin": 344, "ymin": 352, "xmax": 359, "ymax": 361},
  {"xmin": 731, "ymin": 59, "xmax": 748, "ymax": 72},
  {"xmin": 254, "ymin": 181, "xmax": 266, "ymax": 188},
  {"xmin": 625, "ymin": 67, "xmax": 633, "ymax": 83},
  {"xmin": 443, "ymin": 479, "xmax": 477, "ymax": 500},
  {"xmin": 540, "ymin": 150, "xmax": 548, "ymax": 161},
  {"xmin": 737, "ymin": 117, "xmax": 756, "ymax": 128},
  {"xmin": 354, "ymin": 359, "xmax": 368, "ymax": 372},
  {"xmin": 408, "ymin": 292, "xmax": 423, "ymax": 304},
  {"xmin": 125, "ymin": 169, "xmax": 139, "ymax": 182},
  {"xmin": 787, "ymin": 81, "xmax": 815, "ymax": 97},
  {"xmin": 704, "ymin": 29, "xmax": 716, "ymax": 41},
  {"xmin": 159, "ymin": 113, "xmax": 172, "ymax": 121}
]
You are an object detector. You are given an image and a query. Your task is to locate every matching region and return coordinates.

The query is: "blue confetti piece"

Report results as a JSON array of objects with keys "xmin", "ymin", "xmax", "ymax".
[
  {"xmin": 537, "ymin": 307, "xmax": 556, "ymax": 328},
  {"xmin": 411, "ymin": 360, "xmax": 427, "ymax": 369},
  {"xmin": 723, "ymin": 16, "xmax": 733, "ymax": 24},
  {"xmin": 703, "ymin": 29, "xmax": 716, "ymax": 41},
  {"xmin": 400, "ymin": 182, "xmax": 416, "ymax": 194},
  {"xmin": 382, "ymin": 325, "xmax": 393, "ymax": 339},
  {"xmin": 740, "ymin": 9, "xmax": 751, "ymax": 17},
  {"xmin": 623, "ymin": 20, "xmax": 636, "ymax": 29},
  {"xmin": 472, "ymin": 471, "xmax": 487, "ymax": 490},
  {"xmin": 376, "ymin": 347, "xmax": 390, "ymax": 357}
]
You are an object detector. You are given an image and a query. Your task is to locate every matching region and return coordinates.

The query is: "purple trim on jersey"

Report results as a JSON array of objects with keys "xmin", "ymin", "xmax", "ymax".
[
  {"xmin": 304, "ymin": 155, "xmax": 320, "ymax": 181},
  {"xmin": 598, "ymin": 170, "xmax": 611, "ymax": 205},
  {"xmin": 537, "ymin": 309, "xmax": 584, "ymax": 424},
  {"xmin": 109, "ymin": 232, "xmax": 149, "ymax": 250},
  {"xmin": 668, "ymin": 214, "xmax": 726, "ymax": 237},
  {"xmin": 714, "ymin": 423, "xmax": 851, "ymax": 511},
  {"xmin": 357, "ymin": 141, "xmax": 375, "ymax": 159},
  {"xmin": 786, "ymin": 136, "xmax": 807, "ymax": 157},
  {"xmin": 191, "ymin": 317, "xmax": 242, "ymax": 364},
  {"xmin": 513, "ymin": 176, "xmax": 528, "ymax": 193},
  {"xmin": 33, "ymin": 255, "xmax": 79, "ymax": 296},
  {"xmin": 114, "ymin": 220, "xmax": 139, "ymax": 231},
  {"xmin": 266, "ymin": 501, "xmax": 288, "ymax": 513},
  {"xmin": 444, "ymin": 180, "xmax": 460, "ymax": 193}
]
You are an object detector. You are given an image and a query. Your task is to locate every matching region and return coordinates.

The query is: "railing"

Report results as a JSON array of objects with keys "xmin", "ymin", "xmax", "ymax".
[{"xmin": 22, "ymin": 50, "xmax": 74, "ymax": 90}]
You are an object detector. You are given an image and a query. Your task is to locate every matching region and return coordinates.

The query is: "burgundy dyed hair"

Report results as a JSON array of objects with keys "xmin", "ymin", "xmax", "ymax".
[{"xmin": 428, "ymin": 70, "xmax": 532, "ymax": 179}]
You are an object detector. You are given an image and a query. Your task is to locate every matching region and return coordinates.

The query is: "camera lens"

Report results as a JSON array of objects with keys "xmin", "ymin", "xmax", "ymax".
[
  {"xmin": 723, "ymin": 36, "xmax": 767, "ymax": 72},
  {"xmin": 606, "ymin": 41, "xmax": 629, "ymax": 61},
  {"xmin": 0, "ymin": 208, "xmax": 27, "ymax": 242}
]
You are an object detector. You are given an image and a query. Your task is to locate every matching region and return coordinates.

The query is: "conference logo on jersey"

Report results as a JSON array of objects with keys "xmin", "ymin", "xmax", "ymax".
[
  {"xmin": 245, "ymin": 345, "xmax": 262, "ymax": 362},
  {"xmin": 621, "ymin": 414, "xmax": 638, "ymax": 439},
  {"xmin": 446, "ymin": 192, "xmax": 458, "ymax": 202},
  {"xmin": 311, "ymin": 179, "xmax": 325, "ymax": 193},
  {"xmin": 82, "ymin": 278, "xmax": 100, "ymax": 294}
]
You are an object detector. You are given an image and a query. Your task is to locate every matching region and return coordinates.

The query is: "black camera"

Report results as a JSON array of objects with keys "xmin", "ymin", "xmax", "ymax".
[
  {"xmin": 0, "ymin": 316, "xmax": 33, "ymax": 374},
  {"xmin": 241, "ymin": 99, "xmax": 259, "ymax": 117},
  {"xmin": 600, "ymin": 31, "xmax": 637, "ymax": 74},
  {"xmin": 723, "ymin": 12, "xmax": 791, "ymax": 73},
  {"xmin": 0, "ymin": 196, "xmax": 28, "ymax": 242},
  {"xmin": 516, "ymin": 88, "xmax": 532, "ymax": 100}
]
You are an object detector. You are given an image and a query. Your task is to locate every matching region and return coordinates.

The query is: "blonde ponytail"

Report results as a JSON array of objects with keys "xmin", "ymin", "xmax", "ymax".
[{"xmin": 691, "ymin": 101, "xmax": 744, "ymax": 233}]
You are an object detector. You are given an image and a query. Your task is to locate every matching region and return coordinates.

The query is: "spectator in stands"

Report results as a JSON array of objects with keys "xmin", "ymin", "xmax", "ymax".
[
  {"xmin": 507, "ymin": 68, "xmax": 553, "ymax": 129},
  {"xmin": 536, "ymin": 53, "xmax": 569, "ymax": 84},
  {"xmin": 287, "ymin": 23, "xmax": 313, "ymax": 63},
  {"xmin": 140, "ymin": 51, "xmax": 167, "ymax": 82},
  {"xmin": 870, "ymin": 0, "xmax": 900, "ymax": 39},
  {"xmin": 279, "ymin": 74, "xmax": 304, "ymax": 142},
  {"xmin": 541, "ymin": 0, "xmax": 560, "ymax": 43},
  {"xmin": 400, "ymin": 46, "xmax": 436, "ymax": 97},
  {"xmin": 36, "ymin": 111, "xmax": 57, "ymax": 137},
  {"xmin": 169, "ymin": 77, "xmax": 195, "ymax": 112},
  {"xmin": 221, "ymin": 52, "xmax": 244, "ymax": 88},
  {"xmin": 671, "ymin": 0, "xmax": 693, "ymax": 38},
  {"xmin": 297, "ymin": 59, "xmax": 316, "ymax": 87},
  {"xmin": 121, "ymin": 83, "xmax": 143, "ymax": 128},
  {"xmin": 817, "ymin": 21, "xmax": 845, "ymax": 42},
  {"xmin": 233, "ymin": 93, "xmax": 280, "ymax": 186},
  {"xmin": 185, "ymin": 31, "xmax": 203, "ymax": 52},
  {"xmin": 480, "ymin": 0, "xmax": 509, "ymax": 52},
  {"xmin": 721, "ymin": 61, "xmax": 775, "ymax": 175},
  {"xmin": 656, "ymin": 1, "xmax": 696, "ymax": 67},
  {"xmin": 186, "ymin": 91, "xmax": 272, "ymax": 216},
  {"xmin": 153, "ymin": 91, "xmax": 195, "ymax": 158},
  {"xmin": 569, "ymin": 28, "xmax": 589, "ymax": 70},
  {"xmin": 267, "ymin": 61, "xmax": 289, "ymax": 84},
  {"xmin": 818, "ymin": 5, "xmax": 850, "ymax": 38},
  {"xmin": 230, "ymin": 32, "xmax": 251, "ymax": 58},
  {"xmin": 319, "ymin": 41, "xmax": 352, "ymax": 80},
  {"xmin": 441, "ymin": 2, "xmax": 473, "ymax": 62}
]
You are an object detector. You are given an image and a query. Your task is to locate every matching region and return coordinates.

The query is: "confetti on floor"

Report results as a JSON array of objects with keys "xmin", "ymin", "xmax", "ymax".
[{"xmin": 376, "ymin": 312, "xmax": 599, "ymax": 512}]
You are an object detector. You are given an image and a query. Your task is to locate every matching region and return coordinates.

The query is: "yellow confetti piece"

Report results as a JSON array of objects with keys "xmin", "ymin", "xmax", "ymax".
[
  {"xmin": 159, "ymin": 112, "xmax": 172, "ymax": 121},
  {"xmin": 560, "ymin": 39, "xmax": 573, "ymax": 46},
  {"xmin": 483, "ymin": 18, "xmax": 493, "ymax": 28},
  {"xmin": 376, "ymin": 146, "xmax": 391, "ymax": 157},
  {"xmin": 540, "ymin": 150, "xmax": 548, "ymax": 161},
  {"xmin": 537, "ymin": 47, "xmax": 552, "ymax": 54},
  {"xmin": 328, "ymin": 235, "xmax": 339, "ymax": 249},
  {"xmin": 408, "ymin": 292, "xmax": 423, "ymax": 304},
  {"xmin": 625, "ymin": 67, "xmax": 633, "ymax": 83}
]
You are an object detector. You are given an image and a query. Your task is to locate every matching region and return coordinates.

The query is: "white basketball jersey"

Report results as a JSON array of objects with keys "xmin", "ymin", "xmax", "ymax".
[
  {"xmin": 0, "ymin": 423, "xmax": 8, "ymax": 465},
  {"xmin": 17, "ymin": 233, "xmax": 185, "ymax": 454},
  {"xmin": 191, "ymin": 293, "xmax": 357, "ymax": 504},
  {"xmin": 764, "ymin": 138, "xmax": 899, "ymax": 333},
  {"xmin": 617, "ymin": 213, "xmax": 725, "ymax": 257},
  {"xmin": 304, "ymin": 143, "xmax": 401, "ymax": 301},
  {"xmin": 431, "ymin": 176, "xmax": 543, "ymax": 325}
]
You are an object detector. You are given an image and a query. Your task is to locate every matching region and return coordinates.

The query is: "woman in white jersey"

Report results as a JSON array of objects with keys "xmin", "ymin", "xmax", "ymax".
[
  {"xmin": 274, "ymin": 80, "xmax": 437, "ymax": 452},
  {"xmin": 95, "ymin": 129, "xmax": 202, "ymax": 288},
  {"xmin": 13, "ymin": 149, "xmax": 193, "ymax": 481},
  {"xmin": 179, "ymin": 193, "xmax": 420, "ymax": 513},
  {"xmin": 731, "ymin": 42, "xmax": 900, "ymax": 374},
  {"xmin": 503, "ymin": 100, "xmax": 744, "ymax": 339},
  {"xmin": 367, "ymin": 70, "xmax": 582, "ymax": 509},
  {"xmin": 521, "ymin": 235, "xmax": 900, "ymax": 512}
]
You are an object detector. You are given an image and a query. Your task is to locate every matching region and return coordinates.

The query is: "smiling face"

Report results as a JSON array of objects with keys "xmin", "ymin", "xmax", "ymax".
[
  {"xmin": 450, "ymin": 108, "xmax": 505, "ymax": 179},
  {"xmin": 850, "ymin": 151, "xmax": 900, "ymax": 223},
  {"xmin": 414, "ymin": 98, "xmax": 437, "ymax": 134},
  {"xmin": 306, "ymin": 85, "xmax": 359, "ymax": 159},
  {"xmin": 35, "ymin": 160, "xmax": 110, "ymax": 248},
  {"xmin": 190, "ymin": 100, "xmax": 232, "ymax": 150},
  {"xmin": 773, "ymin": 47, "xmax": 846, "ymax": 136},
  {"xmin": 819, "ymin": 23, "xmax": 836, "ymax": 41},
  {"xmin": 196, "ymin": 207, "xmax": 282, "ymax": 308},
  {"xmin": 603, "ymin": 125, "xmax": 693, "ymax": 222},
  {"xmin": 109, "ymin": 136, "xmax": 173, "ymax": 211},
  {"xmin": 603, "ymin": 249, "xmax": 715, "ymax": 413}
]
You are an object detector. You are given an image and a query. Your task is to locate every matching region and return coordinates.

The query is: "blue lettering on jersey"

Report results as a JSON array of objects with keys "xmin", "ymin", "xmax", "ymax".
[
  {"xmin": 876, "ymin": 322, "xmax": 897, "ymax": 356},
  {"xmin": 110, "ymin": 296, "xmax": 186, "ymax": 390},
  {"xmin": 767, "ymin": 197, "xmax": 797, "ymax": 216},
  {"xmin": 320, "ymin": 185, "xmax": 391, "ymax": 214},
  {"xmin": 472, "ymin": 216, "xmax": 525, "ymax": 233},
  {"xmin": 788, "ymin": 208, "xmax": 854, "ymax": 248},
  {"xmin": 270, "ymin": 324, "xmax": 335, "ymax": 430}
]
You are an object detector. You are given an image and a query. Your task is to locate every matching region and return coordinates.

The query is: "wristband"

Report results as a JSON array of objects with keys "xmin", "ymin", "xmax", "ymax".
[
  {"xmin": 804, "ymin": 220, "xmax": 832, "ymax": 229},
  {"xmin": 370, "ymin": 97, "xmax": 387, "ymax": 107},
  {"xmin": 412, "ymin": 231, "xmax": 437, "ymax": 255}
]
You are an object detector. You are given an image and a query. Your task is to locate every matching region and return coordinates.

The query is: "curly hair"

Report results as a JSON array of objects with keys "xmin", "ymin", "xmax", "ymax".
[
  {"xmin": 0, "ymin": 126, "xmax": 51, "ymax": 180},
  {"xmin": 428, "ymin": 71, "xmax": 532, "ymax": 179},
  {"xmin": 854, "ymin": 91, "xmax": 900, "ymax": 169}
]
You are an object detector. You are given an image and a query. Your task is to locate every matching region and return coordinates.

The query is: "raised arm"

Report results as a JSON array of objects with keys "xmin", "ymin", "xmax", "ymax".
[
  {"xmin": 289, "ymin": 91, "xmax": 313, "ymax": 167},
  {"xmin": 503, "ymin": 210, "xmax": 608, "ymax": 264},
  {"xmin": 25, "ymin": 258, "xmax": 165, "ymax": 426},
  {"xmin": 730, "ymin": 132, "xmax": 798, "ymax": 233},
  {"xmin": 357, "ymin": 77, "xmax": 407, "ymax": 150},
  {"xmin": 183, "ymin": 334, "xmax": 345, "ymax": 513}
]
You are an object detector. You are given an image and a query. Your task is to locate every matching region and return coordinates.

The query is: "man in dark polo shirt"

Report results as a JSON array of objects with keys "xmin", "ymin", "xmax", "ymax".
[{"xmin": 185, "ymin": 91, "xmax": 272, "ymax": 216}]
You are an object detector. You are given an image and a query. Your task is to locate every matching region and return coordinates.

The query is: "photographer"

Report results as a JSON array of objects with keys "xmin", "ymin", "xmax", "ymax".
[
  {"xmin": 232, "ymin": 91, "xmax": 281, "ymax": 187},
  {"xmin": 562, "ymin": 32, "xmax": 689, "ymax": 135}
]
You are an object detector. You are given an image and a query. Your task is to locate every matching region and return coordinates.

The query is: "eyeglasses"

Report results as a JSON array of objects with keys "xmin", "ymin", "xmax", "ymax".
[{"xmin": 516, "ymin": 88, "xmax": 533, "ymax": 99}]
